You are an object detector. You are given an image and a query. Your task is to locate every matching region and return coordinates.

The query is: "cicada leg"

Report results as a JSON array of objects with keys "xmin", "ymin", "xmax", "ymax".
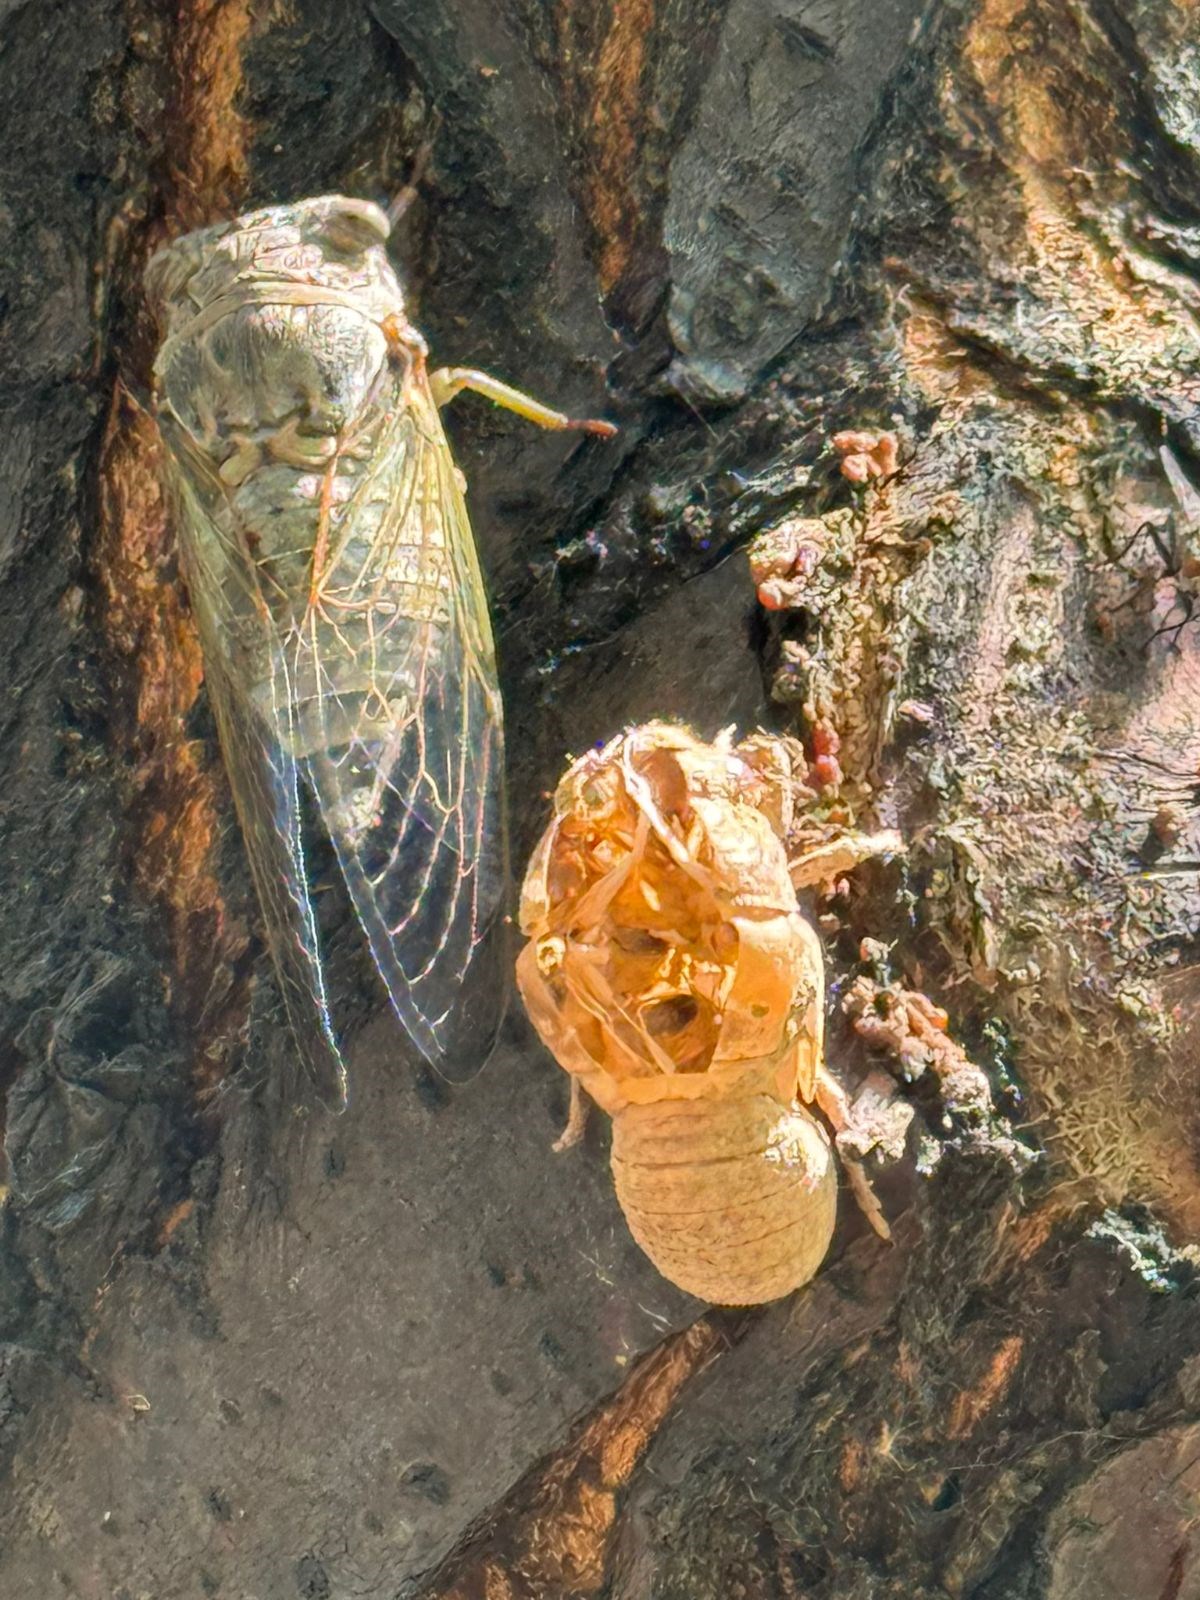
[
  {"xmin": 552, "ymin": 1077, "xmax": 592, "ymax": 1152},
  {"xmin": 429, "ymin": 366, "xmax": 617, "ymax": 438}
]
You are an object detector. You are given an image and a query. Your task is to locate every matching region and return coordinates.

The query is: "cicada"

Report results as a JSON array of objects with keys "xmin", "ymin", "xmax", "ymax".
[{"xmin": 146, "ymin": 195, "xmax": 615, "ymax": 1108}]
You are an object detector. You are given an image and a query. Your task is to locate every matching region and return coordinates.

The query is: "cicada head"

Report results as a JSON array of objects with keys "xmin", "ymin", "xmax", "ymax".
[{"xmin": 146, "ymin": 196, "xmax": 406, "ymax": 479}]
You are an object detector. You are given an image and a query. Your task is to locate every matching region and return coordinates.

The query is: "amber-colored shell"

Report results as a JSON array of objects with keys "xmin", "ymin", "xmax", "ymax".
[
  {"xmin": 517, "ymin": 723, "xmax": 840, "ymax": 1305},
  {"xmin": 611, "ymin": 1095, "xmax": 836, "ymax": 1304}
]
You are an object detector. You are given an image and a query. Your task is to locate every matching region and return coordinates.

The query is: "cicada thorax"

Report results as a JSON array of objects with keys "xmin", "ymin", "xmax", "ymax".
[
  {"xmin": 158, "ymin": 297, "xmax": 427, "ymax": 737},
  {"xmin": 609, "ymin": 1090, "xmax": 836, "ymax": 1307}
]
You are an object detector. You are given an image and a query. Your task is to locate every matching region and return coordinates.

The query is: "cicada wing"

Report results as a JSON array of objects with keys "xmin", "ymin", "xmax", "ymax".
[
  {"xmin": 303, "ymin": 666, "xmax": 509, "ymax": 1082},
  {"xmin": 205, "ymin": 649, "xmax": 349, "ymax": 1110},
  {"xmin": 293, "ymin": 395, "xmax": 510, "ymax": 1081},
  {"xmin": 164, "ymin": 452, "xmax": 349, "ymax": 1111}
]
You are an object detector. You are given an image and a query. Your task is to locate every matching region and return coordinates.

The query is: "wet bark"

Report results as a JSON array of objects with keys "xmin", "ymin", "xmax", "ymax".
[{"xmin": 3, "ymin": 1, "xmax": 1200, "ymax": 1596}]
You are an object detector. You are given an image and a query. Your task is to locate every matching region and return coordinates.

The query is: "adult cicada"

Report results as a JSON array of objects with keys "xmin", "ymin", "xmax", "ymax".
[{"xmin": 146, "ymin": 195, "xmax": 615, "ymax": 1108}]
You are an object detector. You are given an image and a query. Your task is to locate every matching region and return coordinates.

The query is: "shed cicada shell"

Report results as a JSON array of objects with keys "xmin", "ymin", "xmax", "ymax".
[
  {"xmin": 517, "ymin": 724, "xmax": 902, "ymax": 1304},
  {"xmin": 147, "ymin": 195, "xmax": 615, "ymax": 1107}
]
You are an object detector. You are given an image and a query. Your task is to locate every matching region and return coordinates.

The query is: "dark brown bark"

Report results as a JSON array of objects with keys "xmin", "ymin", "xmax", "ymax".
[{"xmin": 2, "ymin": 1, "xmax": 1200, "ymax": 1596}]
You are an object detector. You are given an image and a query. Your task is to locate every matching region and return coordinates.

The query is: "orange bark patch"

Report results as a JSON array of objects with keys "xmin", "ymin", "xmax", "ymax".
[
  {"xmin": 431, "ymin": 1319, "xmax": 725, "ymax": 1598},
  {"xmin": 156, "ymin": 1197, "xmax": 196, "ymax": 1247},
  {"xmin": 987, "ymin": 1204, "xmax": 1065, "ymax": 1275},
  {"xmin": 169, "ymin": 0, "xmax": 253, "ymax": 232},
  {"xmin": 558, "ymin": 0, "xmax": 657, "ymax": 296},
  {"xmin": 838, "ymin": 1436, "xmax": 867, "ymax": 1494},
  {"xmin": 96, "ymin": 386, "xmax": 239, "ymax": 1064},
  {"xmin": 95, "ymin": 0, "xmax": 255, "ymax": 1096},
  {"xmin": 948, "ymin": 1334, "xmax": 1024, "ymax": 1440},
  {"xmin": 960, "ymin": 0, "xmax": 1194, "ymax": 392},
  {"xmin": 897, "ymin": 303, "xmax": 996, "ymax": 409}
]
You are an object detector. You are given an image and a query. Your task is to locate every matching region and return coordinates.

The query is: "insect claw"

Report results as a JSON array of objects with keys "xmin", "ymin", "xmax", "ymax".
[{"xmin": 567, "ymin": 418, "xmax": 619, "ymax": 439}]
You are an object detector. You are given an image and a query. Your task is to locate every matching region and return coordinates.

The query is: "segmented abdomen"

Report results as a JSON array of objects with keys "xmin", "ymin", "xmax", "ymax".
[{"xmin": 610, "ymin": 1094, "xmax": 837, "ymax": 1305}]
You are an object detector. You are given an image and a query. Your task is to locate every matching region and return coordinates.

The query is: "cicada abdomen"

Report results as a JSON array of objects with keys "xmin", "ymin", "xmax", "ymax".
[
  {"xmin": 146, "ymin": 196, "xmax": 510, "ymax": 1104},
  {"xmin": 610, "ymin": 1094, "xmax": 836, "ymax": 1305}
]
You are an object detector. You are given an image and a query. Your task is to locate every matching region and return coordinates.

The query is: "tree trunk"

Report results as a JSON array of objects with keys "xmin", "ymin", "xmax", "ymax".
[{"xmin": 3, "ymin": 1, "xmax": 1200, "ymax": 1596}]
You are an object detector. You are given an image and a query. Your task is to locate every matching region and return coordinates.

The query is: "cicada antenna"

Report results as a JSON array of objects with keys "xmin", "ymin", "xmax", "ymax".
[{"xmin": 387, "ymin": 111, "xmax": 444, "ymax": 228}]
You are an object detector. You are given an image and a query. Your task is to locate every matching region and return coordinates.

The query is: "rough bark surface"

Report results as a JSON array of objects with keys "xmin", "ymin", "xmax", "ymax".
[{"xmin": 2, "ymin": 1, "xmax": 1200, "ymax": 1596}]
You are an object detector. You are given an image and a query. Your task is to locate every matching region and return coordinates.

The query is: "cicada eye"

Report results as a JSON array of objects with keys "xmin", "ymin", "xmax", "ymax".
[{"xmin": 318, "ymin": 198, "xmax": 392, "ymax": 257}]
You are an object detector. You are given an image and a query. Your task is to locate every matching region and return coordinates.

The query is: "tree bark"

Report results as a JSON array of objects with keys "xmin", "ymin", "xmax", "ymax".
[{"xmin": 3, "ymin": 1, "xmax": 1200, "ymax": 1596}]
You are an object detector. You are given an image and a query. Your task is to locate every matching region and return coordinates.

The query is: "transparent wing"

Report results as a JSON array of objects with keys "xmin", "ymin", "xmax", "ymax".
[
  {"xmin": 285, "ymin": 383, "xmax": 509, "ymax": 1081},
  {"xmin": 204, "ymin": 644, "xmax": 349, "ymax": 1109},
  {"xmin": 165, "ymin": 451, "xmax": 349, "ymax": 1110}
]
